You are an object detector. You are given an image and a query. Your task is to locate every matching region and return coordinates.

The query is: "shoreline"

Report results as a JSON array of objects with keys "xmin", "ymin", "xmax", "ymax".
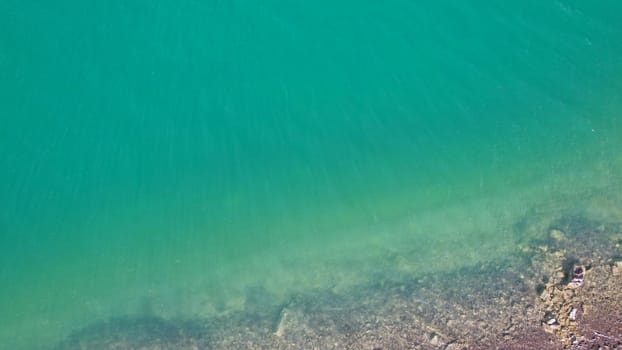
[
  {"xmin": 5, "ymin": 160, "xmax": 621, "ymax": 350},
  {"xmin": 3, "ymin": 140, "xmax": 620, "ymax": 350},
  {"xmin": 51, "ymin": 212, "xmax": 622, "ymax": 349}
]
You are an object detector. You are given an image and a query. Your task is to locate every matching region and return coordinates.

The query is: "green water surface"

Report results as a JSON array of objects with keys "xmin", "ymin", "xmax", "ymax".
[{"xmin": 1, "ymin": 1, "xmax": 622, "ymax": 349}]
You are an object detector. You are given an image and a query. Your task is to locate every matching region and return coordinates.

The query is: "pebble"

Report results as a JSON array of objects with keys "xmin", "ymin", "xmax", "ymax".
[
  {"xmin": 273, "ymin": 309, "xmax": 289, "ymax": 337},
  {"xmin": 429, "ymin": 335, "xmax": 440, "ymax": 346},
  {"xmin": 550, "ymin": 229, "xmax": 566, "ymax": 241},
  {"xmin": 569, "ymin": 308, "xmax": 577, "ymax": 321}
]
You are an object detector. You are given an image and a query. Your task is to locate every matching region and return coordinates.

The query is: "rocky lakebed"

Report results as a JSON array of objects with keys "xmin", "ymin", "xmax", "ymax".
[{"xmin": 52, "ymin": 212, "xmax": 622, "ymax": 350}]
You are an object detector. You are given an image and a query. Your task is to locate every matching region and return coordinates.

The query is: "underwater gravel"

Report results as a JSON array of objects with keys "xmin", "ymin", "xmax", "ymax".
[{"xmin": 53, "ymin": 213, "xmax": 622, "ymax": 350}]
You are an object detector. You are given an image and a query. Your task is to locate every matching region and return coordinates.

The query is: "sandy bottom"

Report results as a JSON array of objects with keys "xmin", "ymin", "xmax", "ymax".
[{"xmin": 50, "ymin": 206, "xmax": 622, "ymax": 349}]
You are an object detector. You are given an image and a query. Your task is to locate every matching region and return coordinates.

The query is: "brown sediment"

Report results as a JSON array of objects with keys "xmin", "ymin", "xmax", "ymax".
[
  {"xmin": 532, "ymin": 218, "xmax": 622, "ymax": 349},
  {"xmin": 53, "ymin": 214, "xmax": 622, "ymax": 350}
]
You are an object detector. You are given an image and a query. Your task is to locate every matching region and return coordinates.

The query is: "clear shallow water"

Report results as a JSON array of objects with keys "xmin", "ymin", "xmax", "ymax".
[{"xmin": 1, "ymin": 1, "xmax": 622, "ymax": 348}]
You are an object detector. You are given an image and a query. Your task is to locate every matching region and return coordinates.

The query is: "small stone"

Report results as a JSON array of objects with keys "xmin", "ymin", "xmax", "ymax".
[
  {"xmin": 569, "ymin": 308, "xmax": 577, "ymax": 321},
  {"xmin": 550, "ymin": 229, "xmax": 566, "ymax": 242},
  {"xmin": 273, "ymin": 309, "xmax": 289, "ymax": 337},
  {"xmin": 563, "ymin": 289, "xmax": 575, "ymax": 299},
  {"xmin": 429, "ymin": 335, "xmax": 440, "ymax": 346},
  {"xmin": 547, "ymin": 318, "xmax": 557, "ymax": 325},
  {"xmin": 548, "ymin": 322, "xmax": 560, "ymax": 330}
]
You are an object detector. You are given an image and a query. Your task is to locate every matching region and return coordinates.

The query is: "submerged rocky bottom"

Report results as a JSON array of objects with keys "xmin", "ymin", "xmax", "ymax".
[{"xmin": 53, "ymin": 213, "xmax": 622, "ymax": 350}]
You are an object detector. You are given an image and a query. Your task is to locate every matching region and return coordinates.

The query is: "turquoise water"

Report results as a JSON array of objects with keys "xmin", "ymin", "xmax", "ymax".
[{"xmin": 2, "ymin": 1, "xmax": 622, "ymax": 348}]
